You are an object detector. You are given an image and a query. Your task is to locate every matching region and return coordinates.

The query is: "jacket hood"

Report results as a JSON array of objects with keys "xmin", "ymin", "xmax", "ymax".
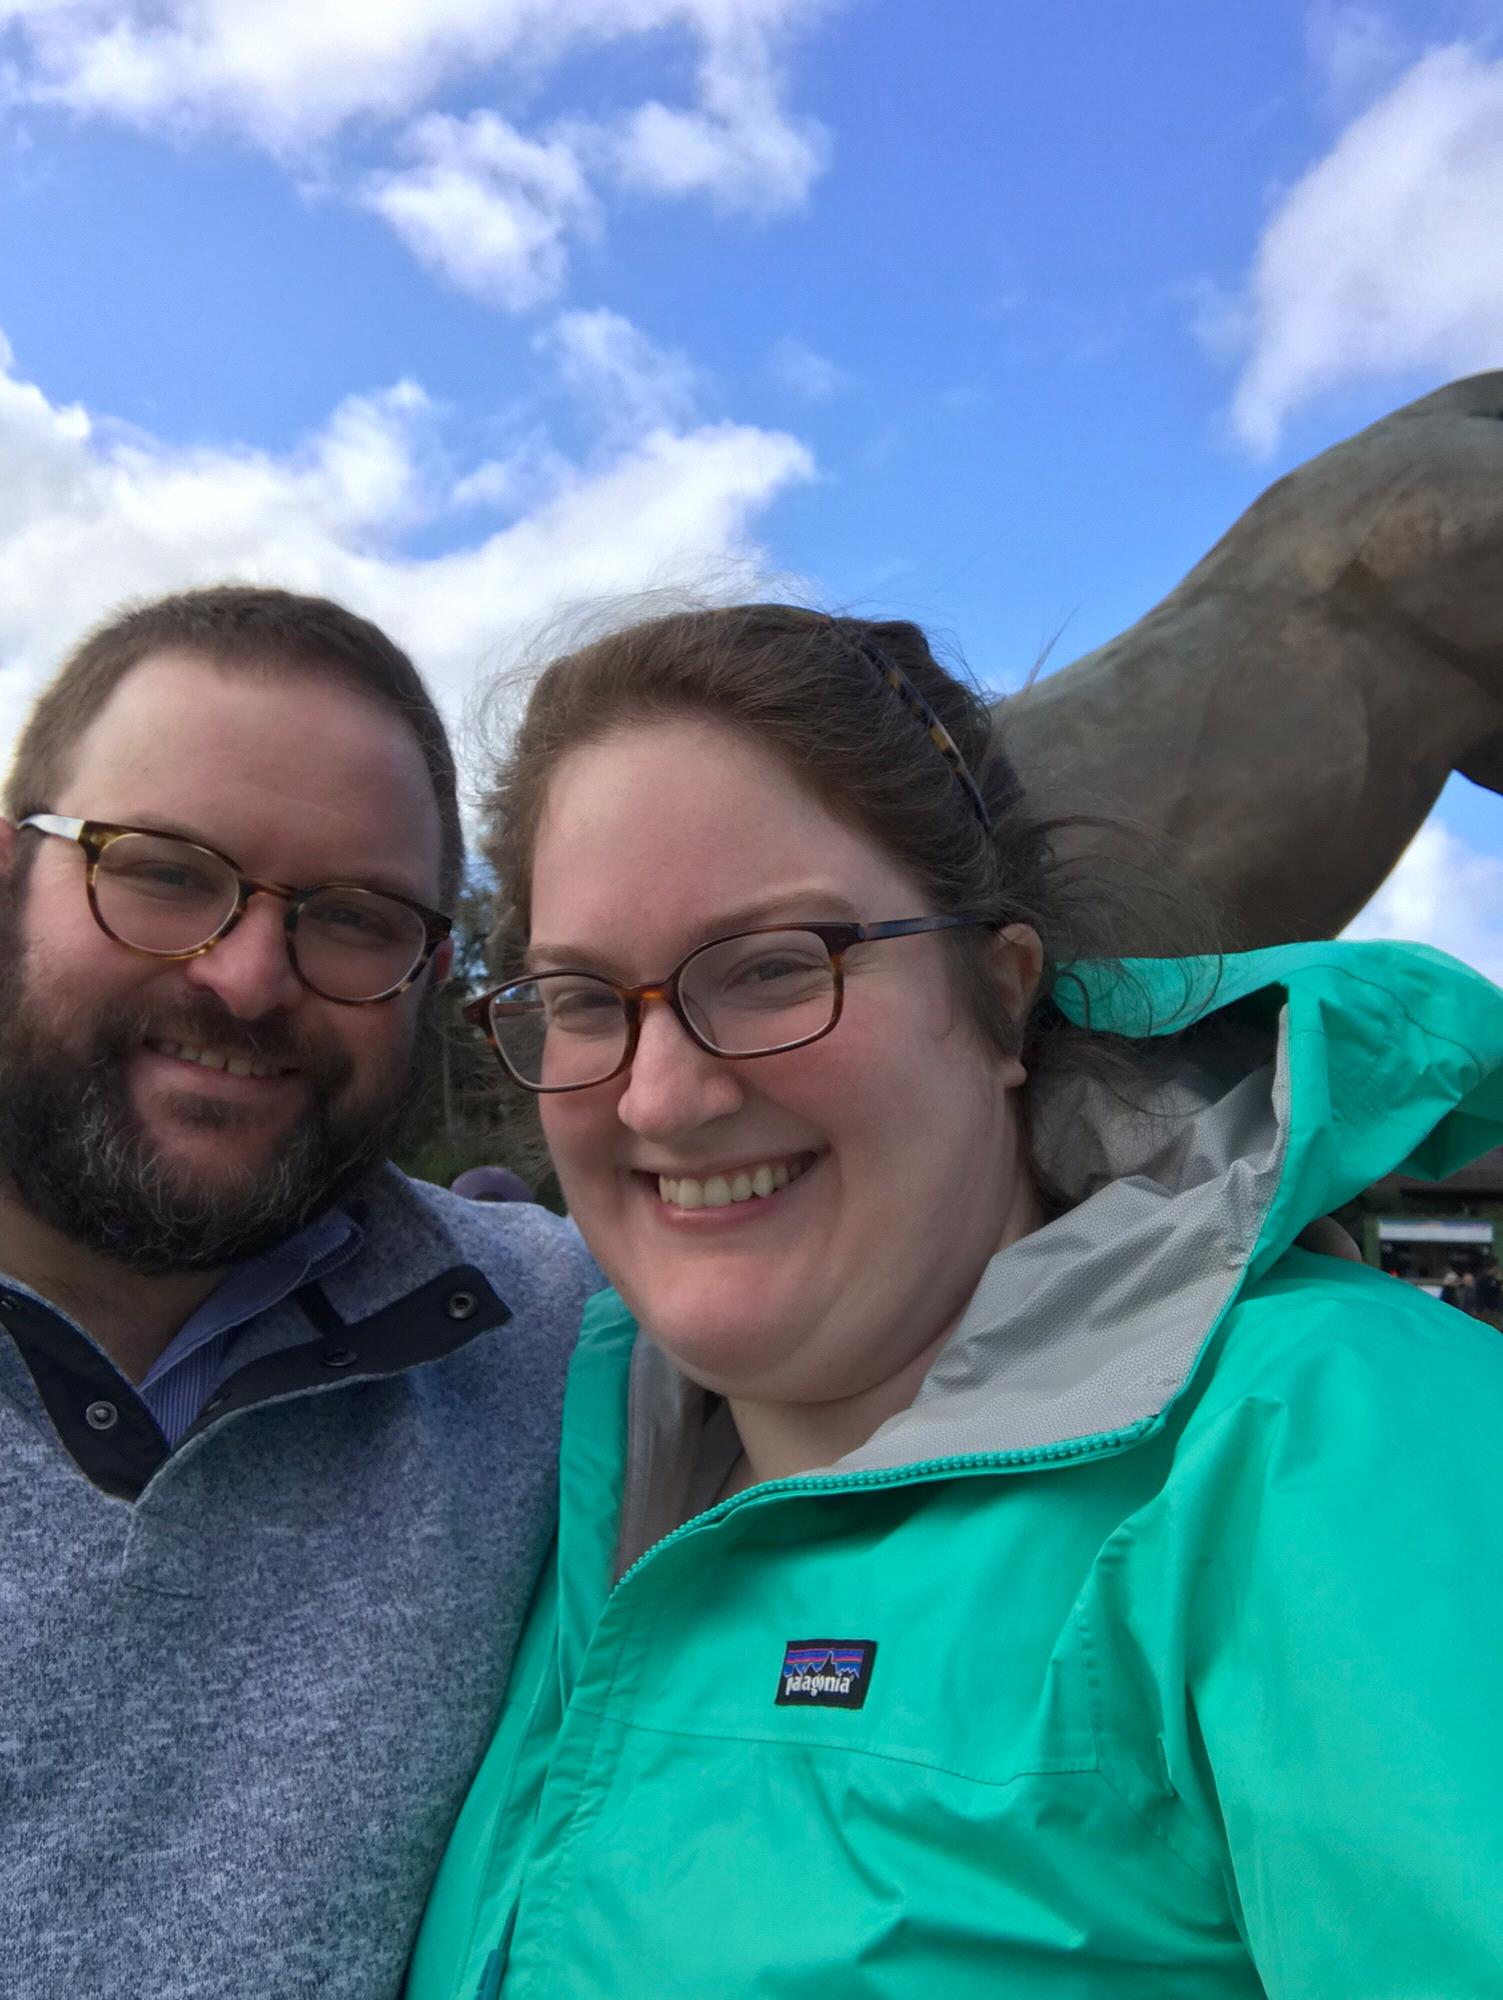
[{"xmin": 609, "ymin": 942, "xmax": 1503, "ymax": 1550}]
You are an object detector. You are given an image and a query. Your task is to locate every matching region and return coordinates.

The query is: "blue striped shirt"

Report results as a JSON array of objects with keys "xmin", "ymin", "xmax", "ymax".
[{"xmin": 138, "ymin": 1210, "xmax": 361, "ymax": 1445}]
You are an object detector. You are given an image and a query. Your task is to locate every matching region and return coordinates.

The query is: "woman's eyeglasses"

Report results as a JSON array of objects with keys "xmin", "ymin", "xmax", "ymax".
[{"xmin": 465, "ymin": 914, "xmax": 994, "ymax": 1092}]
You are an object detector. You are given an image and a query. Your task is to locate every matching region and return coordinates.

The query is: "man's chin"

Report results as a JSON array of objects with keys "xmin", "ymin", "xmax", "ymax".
[
  {"xmin": 139, "ymin": 1102, "xmax": 304, "ymax": 1168},
  {"xmin": 121, "ymin": 1124, "xmax": 309, "ymax": 1222},
  {"xmin": 0, "ymin": 1076, "xmax": 385, "ymax": 1273}
]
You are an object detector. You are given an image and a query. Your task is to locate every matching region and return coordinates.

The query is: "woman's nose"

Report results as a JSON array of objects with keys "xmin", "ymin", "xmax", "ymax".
[{"xmin": 613, "ymin": 999, "xmax": 745, "ymax": 1138}]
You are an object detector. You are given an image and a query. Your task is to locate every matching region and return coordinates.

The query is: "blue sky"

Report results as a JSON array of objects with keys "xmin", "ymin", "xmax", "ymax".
[{"xmin": 1, "ymin": 0, "xmax": 1500, "ymax": 970}]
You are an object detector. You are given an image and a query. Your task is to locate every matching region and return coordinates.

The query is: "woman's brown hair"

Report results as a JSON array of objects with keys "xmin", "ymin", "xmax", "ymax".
[{"xmin": 482, "ymin": 599, "xmax": 1219, "ymax": 1112}]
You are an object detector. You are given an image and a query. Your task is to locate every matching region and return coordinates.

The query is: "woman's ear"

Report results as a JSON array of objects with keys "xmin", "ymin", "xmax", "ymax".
[
  {"xmin": 992, "ymin": 924, "xmax": 1044, "ymax": 1086},
  {"xmin": 995, "ymin": 923, "xmax": 1043, "ymax": 1017}
]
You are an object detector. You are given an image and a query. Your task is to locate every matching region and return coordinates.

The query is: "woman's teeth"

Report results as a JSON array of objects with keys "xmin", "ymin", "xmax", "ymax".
[
  {"xmin": 657, "ymin": 1158, "xmax": 809, "ymax": 1210},
  {"xmin": 152, "ymin": 1040, "xmax": 287, "ymax": 1079}
]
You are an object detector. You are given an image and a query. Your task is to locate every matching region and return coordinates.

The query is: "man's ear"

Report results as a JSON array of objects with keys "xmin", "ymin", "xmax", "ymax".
[{"xmin": 430, "ymin": 937, "xmax": 455, "ymax": 986}]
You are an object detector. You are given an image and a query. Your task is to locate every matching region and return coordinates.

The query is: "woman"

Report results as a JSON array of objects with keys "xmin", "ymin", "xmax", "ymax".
[{"xmin": 409, "ymin": 605, "xmax": 1503, "ymax": 1998}]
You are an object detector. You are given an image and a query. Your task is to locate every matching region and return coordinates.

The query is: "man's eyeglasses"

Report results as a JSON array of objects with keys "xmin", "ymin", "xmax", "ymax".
[
  {"xmin": 465, "ymin": 915, "xmax": 993, "ymax": 1093},
  {"xmin": 18, "ymin": 815, "xmax": 452, "ymax": 1005}
]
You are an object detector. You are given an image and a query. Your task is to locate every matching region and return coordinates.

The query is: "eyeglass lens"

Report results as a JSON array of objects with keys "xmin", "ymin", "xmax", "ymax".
[
  {"xmin": 492, "ymin": 928, "xmax": 840, "ymax": 1088},
  {"xmin": 92, "ymin": 832, "xmax": 430, "ymax": 1002}
]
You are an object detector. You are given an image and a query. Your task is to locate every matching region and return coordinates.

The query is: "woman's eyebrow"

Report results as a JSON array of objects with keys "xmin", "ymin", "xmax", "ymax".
[
  {"xmin": 525, "ymin": 891, "xmax": 865, "ymax": 973},
  {"xmin": 521, "ymin": 941, "xmax": 619, "ymax": 976}
]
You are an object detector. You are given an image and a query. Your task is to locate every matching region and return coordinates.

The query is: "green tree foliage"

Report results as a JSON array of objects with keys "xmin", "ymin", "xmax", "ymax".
[{"xmin": 393, "ymin": 863, "xmax": 557, "ymax": 1205}]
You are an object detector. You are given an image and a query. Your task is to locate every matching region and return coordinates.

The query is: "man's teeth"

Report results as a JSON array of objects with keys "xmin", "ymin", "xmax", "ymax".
[
  {"xmin": 657, "ymin": 1159, "xmax": 807, "ymax": 1209},
  {"xmin": 153, "ymin": 1040, "xmax": 287, "ymax": 1079}
]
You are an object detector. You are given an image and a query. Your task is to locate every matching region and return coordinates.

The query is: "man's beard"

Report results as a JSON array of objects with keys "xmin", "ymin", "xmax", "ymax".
[{"xmin": 0, "ymin": 938, "xmax": 431, "ymax": 1275}]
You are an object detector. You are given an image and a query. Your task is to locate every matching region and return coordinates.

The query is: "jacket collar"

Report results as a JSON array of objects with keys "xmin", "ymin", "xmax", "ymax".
[{"xmin": 601, "ymin": 942, "xmax": 1503, "ymax": 1560}]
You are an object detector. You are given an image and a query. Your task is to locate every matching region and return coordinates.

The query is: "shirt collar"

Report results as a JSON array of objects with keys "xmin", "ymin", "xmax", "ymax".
[{"xmin": 138, "ymin": 1209, "xmax": 363, "ymax": 1391}]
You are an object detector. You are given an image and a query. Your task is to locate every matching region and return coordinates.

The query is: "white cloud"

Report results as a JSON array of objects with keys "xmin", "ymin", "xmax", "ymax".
[
  {"xmin": 2, "ymin": 0, "xmax": 832, "ymax": 303},
  {"xmin": 2, "ymin": 0, "xmax": 563, "ymax": 151},
  {"xmin": 768, "ymin": 335, "xmax": 845, "ymax": 402},
  {"xmin": 1344, "ymin": 816, "xmax": 1503, "ymax": 985},
  {"xmin": 542, "ymin": 308, "xmax": 703, "ymax": 441},
  {"xmin": 449, "ymin": 434, "xmax": 569, "ymax": 514},
  {"xmin": 1213, "ymin": 42, "xmax": 1503, "ymax": 454},
  {"xmin": 0, "ymin": 325, "xmax": 814, "ymax": 786},
  {"xmin": 1306, "ymin": 2, "xmax": 1410, "ymax": 113},
  {"xmin": 364, "ymin": 112, "xmax": 598, "ymax": 310},
  {"xmin": 611, "ymin": 12, "xmax": 828, "ymax": 214}
]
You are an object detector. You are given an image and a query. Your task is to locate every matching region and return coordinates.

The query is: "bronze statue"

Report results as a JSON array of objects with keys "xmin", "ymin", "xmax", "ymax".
[{"xmin": 1002, "ymin": 371, "xmax": 1503, "ymax": 948}]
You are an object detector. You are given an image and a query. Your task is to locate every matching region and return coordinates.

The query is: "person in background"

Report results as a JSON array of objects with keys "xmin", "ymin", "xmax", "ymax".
[
  {"xmin": 0, "ymin": 586, "xmax": 597, "ymax": 2000},
  {"xmin": 412, "ymin": 603, "xmax": 1503, "ymax": 1999},
  {"xmin": 1472, "ymin": 1254, "xmax": 1502, "ymax": 1324},
  {"xmin": 452, "ymin": 1164, "xmax": 534, "ymax": 1203}
]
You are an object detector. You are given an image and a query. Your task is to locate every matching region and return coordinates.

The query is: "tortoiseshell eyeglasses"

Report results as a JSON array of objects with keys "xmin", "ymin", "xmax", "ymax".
[
  {"xmin": 465, "ymin": 913, "xmax": 994, "ymax": 1092},
  {"xmin": 19, "ymin": 814, "xmax": 452, "ymax": 1005}
]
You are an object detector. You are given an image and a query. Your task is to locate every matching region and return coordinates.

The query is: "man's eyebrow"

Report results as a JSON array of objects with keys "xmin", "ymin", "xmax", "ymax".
[
  {"xmin": 524, "ymin": 890, "xmax": 865, "ymax": 973},
  {"xmin": 106, "ymin": 812, "xmax": 217, "ymax": 847},
  {"xmin": 107, "ymin": 815, "xmax": 437, "ymax": 905}
]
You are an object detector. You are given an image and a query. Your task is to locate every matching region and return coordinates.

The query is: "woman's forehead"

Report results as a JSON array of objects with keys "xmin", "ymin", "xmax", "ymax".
[{"xmin": 530, "ymin": 721, "xmax": 907, "ymax": 958}]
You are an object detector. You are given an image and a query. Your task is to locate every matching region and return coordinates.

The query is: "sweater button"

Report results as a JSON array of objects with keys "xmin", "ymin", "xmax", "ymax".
[
  {"xmin": 321, "ymin": 1347, "xmax": 358, "ymax": 1369},
  {"xmin": 85, "ymin": 1400, "xmax": 119, "ymax": 1431},
  {"xmin": 445, "ymin": 1289, "xmax": 478, "ymax": 1321}
]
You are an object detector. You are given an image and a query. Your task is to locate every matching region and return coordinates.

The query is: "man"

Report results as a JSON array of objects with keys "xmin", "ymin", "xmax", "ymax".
[{"xmin": 0, "ymin": 586, "xmax": 598, "ymax": 1998}]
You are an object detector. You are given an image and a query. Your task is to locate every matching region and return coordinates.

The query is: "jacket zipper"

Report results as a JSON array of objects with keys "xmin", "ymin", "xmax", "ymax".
[{"xmin": 614, "ymin": 1415, "xmax": 1157, "ymax": 1591}]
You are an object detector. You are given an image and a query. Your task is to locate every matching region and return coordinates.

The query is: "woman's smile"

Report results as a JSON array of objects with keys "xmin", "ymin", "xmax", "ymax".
[
  {"xmin": 647, "ymin": 1150, "xmax": 818, "ymax": 1210},
  {"xmin": 631, "ymin": 1150, "xmax": 823, "ymax": 1232}
]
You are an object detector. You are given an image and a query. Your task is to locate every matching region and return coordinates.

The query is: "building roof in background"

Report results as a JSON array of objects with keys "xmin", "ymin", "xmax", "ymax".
[{"xmin": 1375, "ymin": 1146, "xmax": 1503, "ymax": 1206}]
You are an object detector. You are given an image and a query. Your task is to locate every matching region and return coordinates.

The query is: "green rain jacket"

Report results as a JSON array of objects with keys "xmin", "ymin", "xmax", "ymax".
[{"xmin": 409, "ymin": 943, "xmax": 1503, "ymax": 1999}]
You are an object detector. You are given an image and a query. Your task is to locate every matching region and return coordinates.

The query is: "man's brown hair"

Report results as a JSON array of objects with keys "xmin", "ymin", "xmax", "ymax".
[{"xmin": 5, "ymin": 584, "xmax": 463, "ymax": 907}]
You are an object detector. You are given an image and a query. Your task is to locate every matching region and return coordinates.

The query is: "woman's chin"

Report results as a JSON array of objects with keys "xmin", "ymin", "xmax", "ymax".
[{"xmin": 627, "ymin": 1290, "xmax": 805, "ymax": 1394}]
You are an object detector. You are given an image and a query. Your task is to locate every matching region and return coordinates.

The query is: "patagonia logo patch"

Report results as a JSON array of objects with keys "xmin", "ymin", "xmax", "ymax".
[{"xmin": 775, "ymin": 1638, "xmax": 877, "ymax": 1709}]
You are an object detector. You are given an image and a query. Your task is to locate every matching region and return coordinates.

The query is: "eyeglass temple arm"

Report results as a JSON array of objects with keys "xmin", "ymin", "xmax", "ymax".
[
  {"xmin": 854, "ymin": 914, "xmax": 995, "ymax": 943},
  {"xmin": 17, "ymin": 814, "xmax": 86, "ymax": 840}
]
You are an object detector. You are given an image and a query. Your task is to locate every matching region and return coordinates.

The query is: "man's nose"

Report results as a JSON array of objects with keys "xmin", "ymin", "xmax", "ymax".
[
  {"xmin": 614, "ymin": 1000, "xmax": 744, "ymax": 1138},
  {"xmin": 178, "ymin": 891, "xmax": 305, "ymax": 1019}
]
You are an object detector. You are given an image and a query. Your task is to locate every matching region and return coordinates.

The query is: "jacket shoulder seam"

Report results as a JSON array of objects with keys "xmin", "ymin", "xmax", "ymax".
[{"xmin": 1075, "ymin": 1598, "xmax": 1226, "ymax": 1890}]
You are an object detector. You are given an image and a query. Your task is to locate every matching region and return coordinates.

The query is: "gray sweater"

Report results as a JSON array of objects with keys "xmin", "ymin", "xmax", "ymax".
[{"xmin": 0, "ymin": 1165, "xmax": 600, "ymax": 1999}]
